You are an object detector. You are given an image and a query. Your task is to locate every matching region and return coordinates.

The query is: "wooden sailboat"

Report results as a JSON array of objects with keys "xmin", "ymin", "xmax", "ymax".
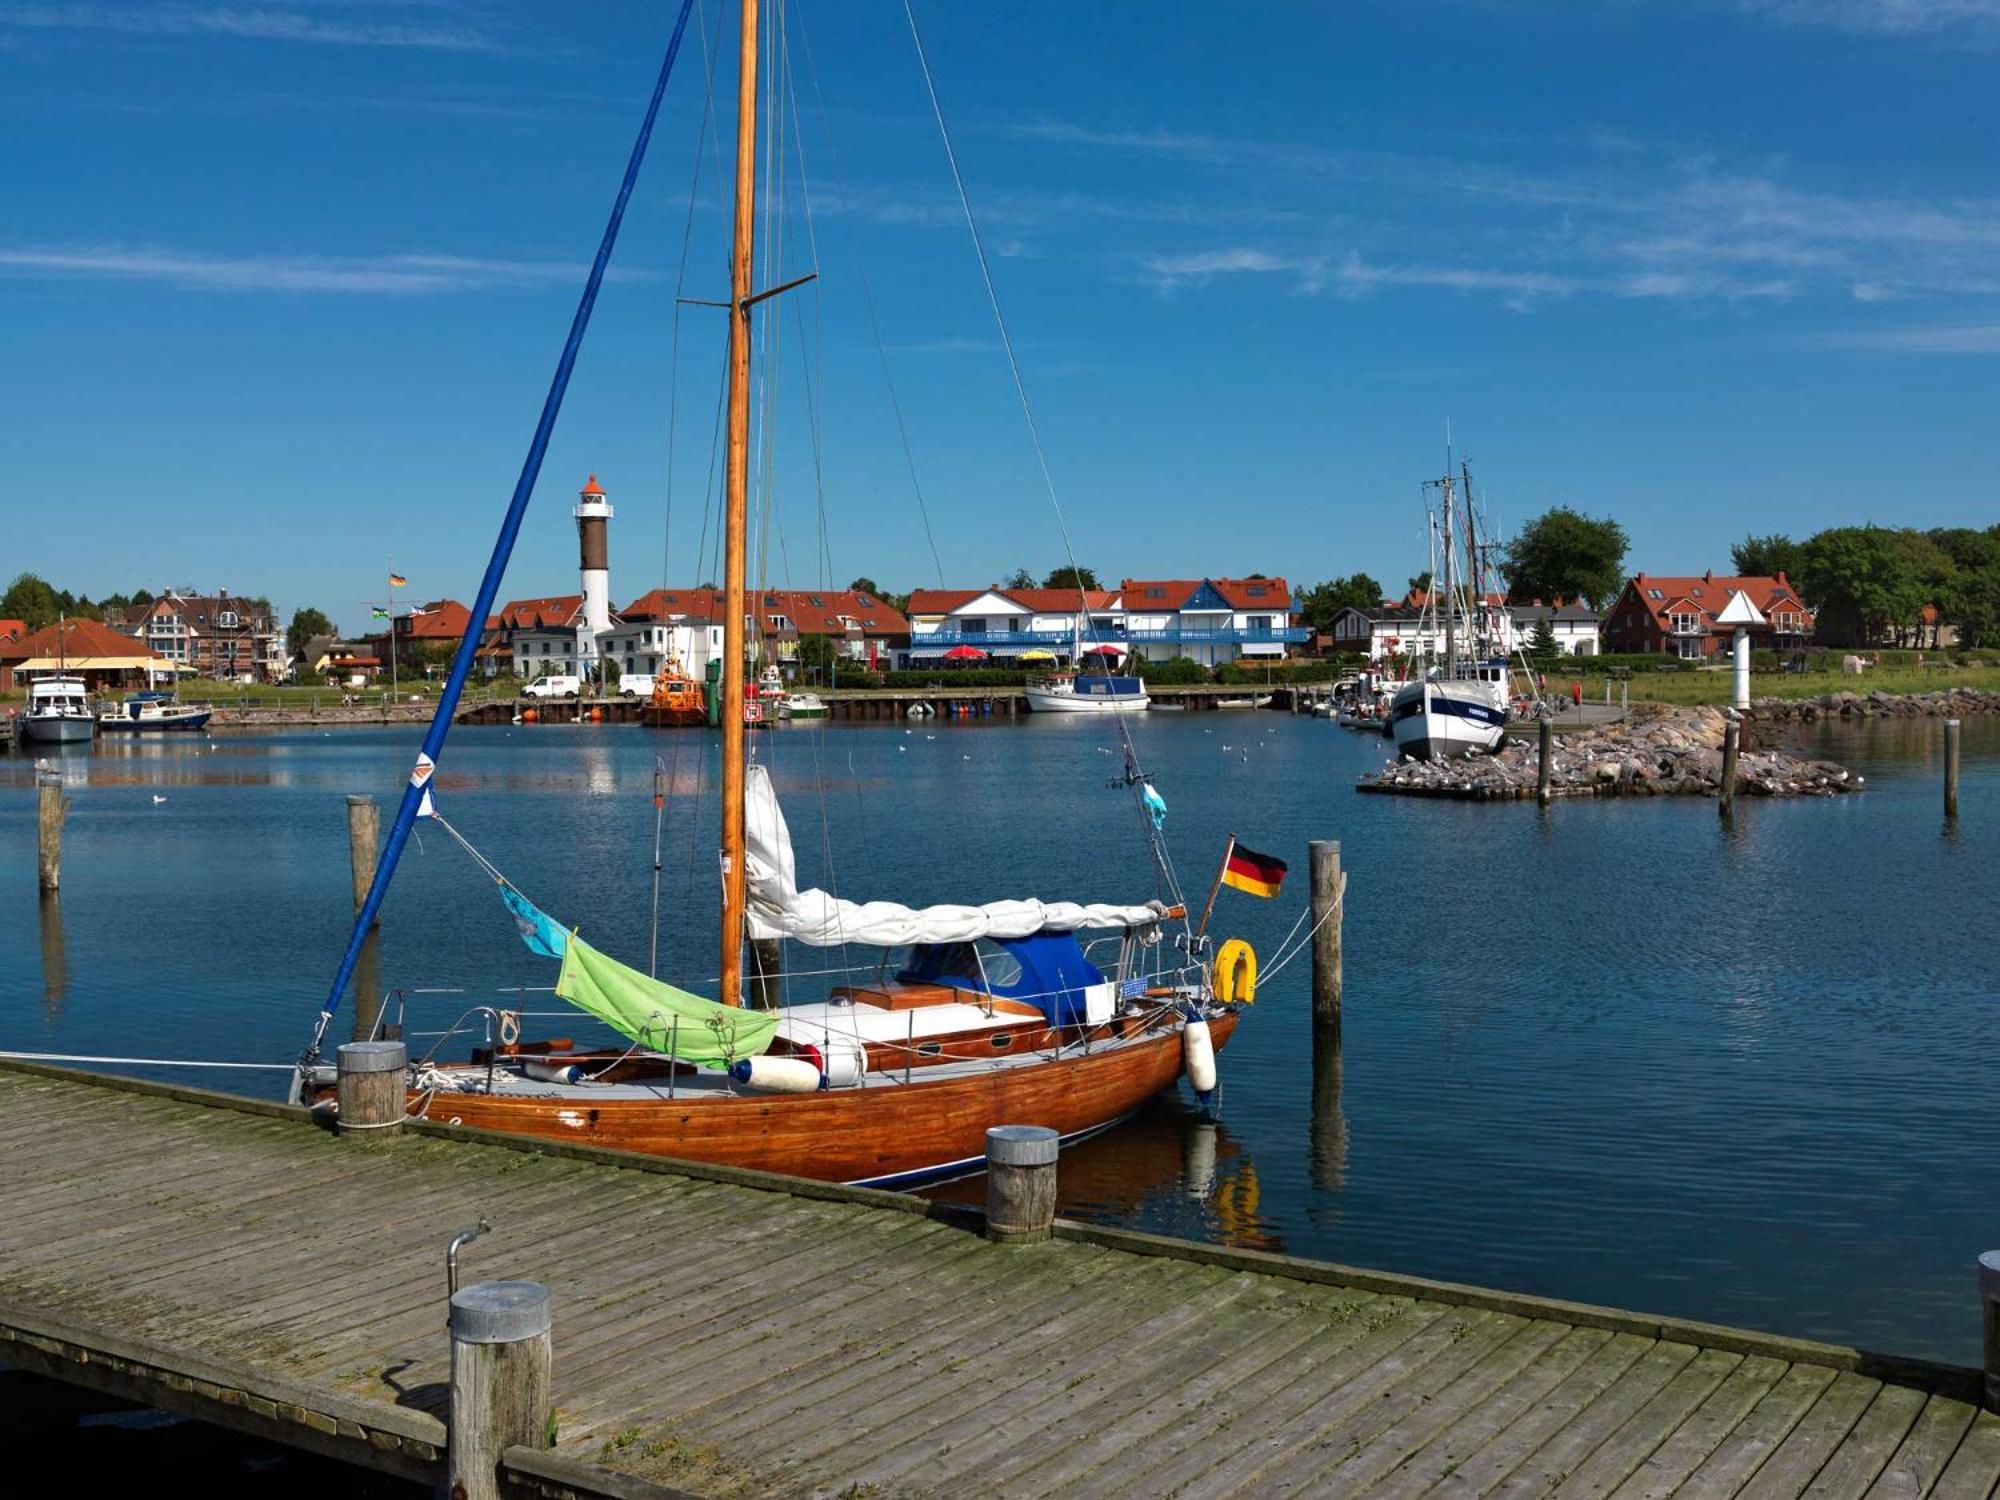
[{"xmin": 298, "ymin": 0, "xmax": 1241, "ymax": 1187}]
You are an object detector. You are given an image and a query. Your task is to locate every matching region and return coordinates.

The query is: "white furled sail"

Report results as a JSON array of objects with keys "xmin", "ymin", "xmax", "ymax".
[{"xmin": 744, "ymin": 764, "xmax": 1168, "ymax": 947}]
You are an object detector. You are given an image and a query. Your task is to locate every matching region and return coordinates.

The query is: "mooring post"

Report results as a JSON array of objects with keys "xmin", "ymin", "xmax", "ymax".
[
  {"xmin": 1537, "ymin": 717, "xmax": 1554, "ymax": 807},
  {"xmin": 984, "ymin": 1124, "xmax": 1058, "ymax": 1244},
  {"xmin": 749, "ymin": 937, "xmax": 783, "ymax": 1009},
  {"xmin": 1981, "ymin": 1251, "xmax": 2000, "ymax": 1410},
  {"xmin": 1946, "ymin": 718, "xmax": 1962, "ymax": 821},
  {"xmin": 449, "ymin": 1280, "xmax": 553, "ymax": 1500},
  {"xmin": 345, "ymin": 794, "xmax": 379, "ymax": 924},
  {"xmin": 36, "ymin": 768, "xmax": 67, "ymax": 894},
  {"xmin": 1309, "ymin": 840, "xmax": 1343, "ymax": 1033},
  {"xmin": 335, "ymin": 1039, "xmax": 406, "ymax": 1140},
  {"xmin": 1720, "ymin": 718, "xmax": 1740, "ymax": 816}
]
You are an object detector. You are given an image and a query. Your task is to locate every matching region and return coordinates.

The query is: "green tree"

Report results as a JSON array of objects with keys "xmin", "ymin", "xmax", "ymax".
[
  {"xmin": 1502, "ymin": 507, "xmax": 1629, "ymax": 607},
  {"xmin": 1926, "ymin": 528, "xmax": 2000, "ymax": 647},
  {"xmin": 1731, "ymin": 533, "xmax": 1803, "ymax": 580},
  {"xmin": 796, "ymin": 633, "xmax": 838, "ymax": 682},
  {"xmin": 1527, "ymin": 615, "xmax": 1560, "ymax": 664},
  {"xmin": 1407, "ymin": 570, "xmax": 1432, "ymax": 598},
  {"xmin": 287, "ymin": 606, "xmax": 335, "ymax": 658},
  {"xmin": 1043, "ymin": 565, "xmax": 1100, "ymax": 592},
  {"xmin": 1295, "ymin": 573, "xmax": 1385, "ymax": 636},
  {"xmin": 1002, "ymin": 567, "xmax": 1037, "ymax": 590},
  {"xmin": 1795, "ymin": 526, "xmax": 1946, "ymax": 647},
  {"xmin": 1, "ymin": 573, "xmax": 60, "ymax": 630}
]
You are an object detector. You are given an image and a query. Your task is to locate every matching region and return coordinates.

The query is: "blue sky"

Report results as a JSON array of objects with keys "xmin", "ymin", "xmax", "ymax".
[{"xmin": 4, "ymin": 1, "xmax": 1998, "ymax": 634}]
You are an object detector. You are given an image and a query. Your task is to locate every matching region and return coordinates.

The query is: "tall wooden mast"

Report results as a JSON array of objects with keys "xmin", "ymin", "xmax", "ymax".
[{"xmin": 719, "ymin": 0, "xmax": 759, "ymax": 1008}]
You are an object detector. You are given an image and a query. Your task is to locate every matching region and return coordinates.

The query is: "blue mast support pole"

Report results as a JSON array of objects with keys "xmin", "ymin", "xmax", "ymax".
[{"xmin": 306, "ymin": 0, "xmax": 699, "ymax": 1063}]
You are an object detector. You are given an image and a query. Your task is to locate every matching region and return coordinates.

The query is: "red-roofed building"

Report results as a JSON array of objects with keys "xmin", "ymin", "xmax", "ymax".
[
  {"xmin": 602, "ymin": 587, "xmax": 910, "ymax": 679},
  {"xmin": 1, "ymin": 616, "xmax": 179, "ymax": 692},
  {"xmin": 1601, "ymin": 571, "xmax": 1815, "ymax": 659},
  {"xmin": 116, "ymin": 591, "xmax": 285, "ymax": 681},
  {"xmin": 1120, "ymin": 577, "xmax": 1304, "ymax": 667},
  {"xmin": 369, "ymin": 599, "xmax": 474, "ymax": 673},
  {"xmin": 906, "ymin": 586, "xmax": 1126, "ymax": 664},
  {"xmin": 489, "ymin": 594, "xmax": 590, "ymax": 678}
]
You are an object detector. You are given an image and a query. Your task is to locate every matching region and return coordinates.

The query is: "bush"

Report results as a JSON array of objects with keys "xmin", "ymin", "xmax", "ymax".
[
  {"xmin": 1134, "ymin": 656, "xmax": 1212, "ymax": 685},
  {"xmin": 879, "ymin": 668, "xmax": 1027, "ymax": 688},
  {"xmin": 1215, "ymin": 659, "xmax": 1361, "ymax": 684}
]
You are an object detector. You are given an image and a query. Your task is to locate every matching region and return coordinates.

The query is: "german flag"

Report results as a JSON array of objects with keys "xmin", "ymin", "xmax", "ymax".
[
  {"xmin": 388, "ymin": 572, "xmax": 407, "ymax": 588},
  {"xmin": 1221, "ymin": 842, "xmax": 1287, "ymax": 899}
]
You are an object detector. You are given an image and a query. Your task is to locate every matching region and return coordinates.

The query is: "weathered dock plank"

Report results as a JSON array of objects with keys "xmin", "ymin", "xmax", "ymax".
[{"xmin": 1, "ymin": 1061, "xmax": 1995, "ymax": 1500}]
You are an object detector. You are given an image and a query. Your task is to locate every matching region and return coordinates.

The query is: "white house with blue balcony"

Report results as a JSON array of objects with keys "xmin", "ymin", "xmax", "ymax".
[
  {"xmin": 1118, "ymin": 577, "xmax": 1304, "ymax": 667},
  {"xmin": 904, "ymin": 587, "xmax": 1128, "ymax": 662}
]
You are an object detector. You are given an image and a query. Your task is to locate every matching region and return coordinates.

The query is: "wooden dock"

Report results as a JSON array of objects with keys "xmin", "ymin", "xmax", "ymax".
[{"xmin": 4, "ymin": 1060, "xmax": 1997, "ymax": 1499}]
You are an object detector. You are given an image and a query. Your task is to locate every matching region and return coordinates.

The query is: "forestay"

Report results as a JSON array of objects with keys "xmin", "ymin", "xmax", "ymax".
[{"xmin": 744, "ymin": 764, "xmax": 1169, "ymax": 947}]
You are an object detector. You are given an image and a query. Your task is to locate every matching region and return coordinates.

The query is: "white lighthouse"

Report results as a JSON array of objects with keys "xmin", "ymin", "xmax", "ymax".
[{"xmin": 575, "ymin": 474, "xmax": 614, "ymax": 663}]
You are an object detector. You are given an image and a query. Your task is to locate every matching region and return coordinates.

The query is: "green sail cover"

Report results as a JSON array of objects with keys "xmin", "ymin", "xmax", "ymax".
[{"xmin": 556, "ymin": 933, "xmax": 777, "ymax": 1066}]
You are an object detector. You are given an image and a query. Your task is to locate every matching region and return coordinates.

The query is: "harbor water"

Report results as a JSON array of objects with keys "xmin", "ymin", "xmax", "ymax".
[{"xmin": 1, "ymin": 710, "xmax": 1994, "ymax": 1363}]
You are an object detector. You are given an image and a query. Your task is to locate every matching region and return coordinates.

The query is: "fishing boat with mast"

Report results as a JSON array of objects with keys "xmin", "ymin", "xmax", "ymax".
[
  {"xmin": 293, "ymin": 0, "xmax": 1244, "ymax": 1186},
  {"xmin": 1389, "ymin": 460, "xmax": 1511, "ymax": 761}
]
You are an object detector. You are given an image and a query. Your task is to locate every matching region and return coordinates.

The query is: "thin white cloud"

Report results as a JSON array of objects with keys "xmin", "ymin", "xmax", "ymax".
[
  {"xmin": 1825, "ymin": 323, "xmax": 2000, "ymax": 351},
  {"xmin": 1732, "ymin": 0, "xmax": 2000, "ymax": 36},
  {"xmin": 0, "ymin": 3, "xmax": 496, "ymax": 51},
  {"xmin": 0, "ymin": 246, "xmax": 582, "ymax": 293}
]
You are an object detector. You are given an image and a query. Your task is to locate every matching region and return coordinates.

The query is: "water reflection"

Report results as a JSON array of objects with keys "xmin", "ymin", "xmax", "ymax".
[
  {"xmin": 38, "ymin": 893, "xmax": 67, "ymax": 1021},
  {"xmin": 1309, "ymin": 1029, "xmax": 1347, "ymax": 1190},
  {"xmin": 926, "ymin": 1095, "xmax": 1282, "ymax": 1252}
]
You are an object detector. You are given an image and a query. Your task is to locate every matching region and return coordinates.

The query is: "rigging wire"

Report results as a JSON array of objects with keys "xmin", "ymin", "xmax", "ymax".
[{"xmin": 899, "ymin": 0, "xmax": 1190, "ymax": 916}]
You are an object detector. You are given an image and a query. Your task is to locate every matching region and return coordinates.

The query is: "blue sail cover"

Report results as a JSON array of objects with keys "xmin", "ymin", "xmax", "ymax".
[{"xmin": 900, "ymin": 932, "xmax": 1108, "ymax": 1028}]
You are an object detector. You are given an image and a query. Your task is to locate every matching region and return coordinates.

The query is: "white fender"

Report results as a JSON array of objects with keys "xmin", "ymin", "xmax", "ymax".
[
  {"xmin": 1182, "ymin": 1018, "xmax": 1217, "ymax": 1097},
  {"xmin": 818, "ymin": 1038, "xmax": 867, "ymax": 1089},
  {"xmin": 730, "ymin": 1055, "xmax": 822, "ymax": 1093},
  {"xmin": 522, "ymin": 1060, "xmax": 583, "ymax": 1085}
]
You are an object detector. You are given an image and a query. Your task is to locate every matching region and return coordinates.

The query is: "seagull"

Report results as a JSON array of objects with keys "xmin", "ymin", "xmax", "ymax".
[{"xmin": 152, "ymin": 794, "xmax": 167, "ymax": 805}]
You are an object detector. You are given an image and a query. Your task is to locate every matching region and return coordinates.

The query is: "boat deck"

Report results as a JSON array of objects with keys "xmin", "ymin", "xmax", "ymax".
[{"xmin": 3, "ymin": 1060, "xmax": 1996, "ymax": 1499}]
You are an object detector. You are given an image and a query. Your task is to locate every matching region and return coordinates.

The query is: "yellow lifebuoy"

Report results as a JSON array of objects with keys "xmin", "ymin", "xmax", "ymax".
[{"xmin": 1215, "ymin": 939, "xmax": 1257, "ymax": 1005}]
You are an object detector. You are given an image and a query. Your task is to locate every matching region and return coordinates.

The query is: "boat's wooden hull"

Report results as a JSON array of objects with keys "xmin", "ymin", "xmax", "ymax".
[{"xmin": 414, "ymin": 1012, "xmax": 1236, "ymax": 1188}]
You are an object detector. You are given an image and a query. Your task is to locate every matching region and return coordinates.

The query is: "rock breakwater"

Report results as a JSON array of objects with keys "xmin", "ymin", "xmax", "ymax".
[{"xmin": 1359, "ymin": 703, "xmax": 1858, "ymax": 800}]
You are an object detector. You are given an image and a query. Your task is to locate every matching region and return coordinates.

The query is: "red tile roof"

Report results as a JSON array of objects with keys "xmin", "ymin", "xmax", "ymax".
[
  {"xmin": 0, "ymin": 619, "xmax": 24, "ymax": 641},
  {"xmin": 621, "ymin": 588, "xmax": 908, "ymax": 635},
  {"xmin": 495, "ymin": 595, "xmax": 584, "ymax": 630},
  {"xmin": 1621, "ymin": 571, "xmax": 1810, "ymax": 635},
  {"xmin": 905, "ymin": 589, "xmax": 983, "ymax": 617},
  {"xmin": 1121, "ymin": 577, "xmax": 1292, "ymax": 610},
  {"xmin": 4, "ymin": 616, "xmax": 175, "ymax": 663},
  {"xmin": 907, "ymin": 587, "xmax": 1120, "ymax": 617},
  {"xmin": 403, "ymin": 600, "xmax": 472, "ymax": 639}
]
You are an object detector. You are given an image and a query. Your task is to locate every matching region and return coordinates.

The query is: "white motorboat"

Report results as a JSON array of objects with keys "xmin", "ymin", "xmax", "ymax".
[
  {"xmin": 21, "ymin": 677, "xmax": 95, "ymax": 745},
  {"xmin": 1024, "ymin": 671, "xmax": 1150, "ymax": 713},
  {"xmin": 99, "ymin": 691, "xmax": 214, "ymax": 733},
  {"xmin": 778, "ymin": 692, "xmax": 827, "ymax": 720}
]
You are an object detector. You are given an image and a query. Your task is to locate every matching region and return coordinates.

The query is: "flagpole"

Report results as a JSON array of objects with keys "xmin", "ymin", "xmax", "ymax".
[
  {"xmin": 387, "ymin": 558, "xmax": 399, "ymax": 701},
  {"xmin": 1195, "ymin": 833, "xmax": 1236, "ymax": 943}
]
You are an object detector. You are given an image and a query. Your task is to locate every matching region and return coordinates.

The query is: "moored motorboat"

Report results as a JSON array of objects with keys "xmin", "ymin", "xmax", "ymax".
[
  {"xmin": 20, "ymin": 677, "xmax": 94, "ymax": 745},
  {"xmin": 779, "ymin": 691, "xmax": 827, "ymax": 719},
  {"xmin": 640, "ymin": 656, "xmax": 706, "ymax": 728},
  {"xmin": 98, "ymin": 691, "xmax": 213, "ymax": 733},
  {"xmin": 1024, "ymin": 670, "xmax": 1149, "ymax": 713}
]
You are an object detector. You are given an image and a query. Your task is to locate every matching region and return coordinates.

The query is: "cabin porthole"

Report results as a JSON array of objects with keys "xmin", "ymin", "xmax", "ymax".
[
  {"xmin": 916, "ymin": 1042, "xmax": 943, "ymax": 1058},
  {"xmin": 990, "ymin": 1033, "xmax": 1013, "ymax": 1050}
]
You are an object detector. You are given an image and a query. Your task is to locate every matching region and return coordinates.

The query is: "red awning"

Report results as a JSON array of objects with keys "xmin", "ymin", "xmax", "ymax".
[
  {"xmin": 942, "ymin": 645, "xmax": 988, "ymax": 662},
  {"xmin": 1082, "ymin": 643, "xmax": 1124, "ymax": 656}
]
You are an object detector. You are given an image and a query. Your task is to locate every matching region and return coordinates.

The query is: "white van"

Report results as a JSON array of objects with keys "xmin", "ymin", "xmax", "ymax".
[
  {"xmin": 616, "ymin": 672, "xmax": 655, "ymax": 697},
  {"xmin": 522, "ymin": 674, "xmax": 582, "ymax": 699}
]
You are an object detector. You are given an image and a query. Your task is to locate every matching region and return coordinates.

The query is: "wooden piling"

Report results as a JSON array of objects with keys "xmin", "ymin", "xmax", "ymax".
[
  {"xmin": 345, "ymin": 794, "xmax": 379, "ymax": 924},
  {"xmin": 1982, "ymin": 1251, "xmax": 2000, "ymax": 1410},
  {"xmin": 1946, "ymin": 718, "xmax": 1962, "ymax": 820},
  {"xmin": 1537, "ymin": 717, "xmax": 1553, "ymax": 807},
  {"xmin": 1720, "ymin": 719, "xmax": 1740, "ymax": 815},
  {"xmin": 36, "ymin": 770, "xmax": 67, "ymax": 894},
  {"xmin": 335, "ymin": 1040, "xmax": 406, "ymax": 1140},
  {"xmin": 984, "ymin": 1125, "xmax": 1058, "ymax": 1244},
  {"xmin": 1309, "ymin": 840, "xmax": 1343, "ymax": 1033},
  {"xmin": 448, "ymin": 1281, "xmax": 553, "ymax": 1500}
]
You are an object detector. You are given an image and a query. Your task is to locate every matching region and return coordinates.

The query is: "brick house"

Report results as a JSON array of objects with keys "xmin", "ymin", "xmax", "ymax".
[
  {"xmin": 119, "ymin": 591, "xmax": 285, "ymax": 681},
  {"xmin": 1600, "ymin": 571, "xmax": 1814, "ymax": 659}
]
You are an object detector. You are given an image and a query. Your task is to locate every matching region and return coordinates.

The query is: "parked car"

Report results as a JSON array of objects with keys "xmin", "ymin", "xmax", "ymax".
[
  {"xmin": 616, "ymin": 672, "xmax": 655, "ymax": 697},
  {"xmin": 522, "ymin": 674, "xmax": 582, "ymax": 699}
]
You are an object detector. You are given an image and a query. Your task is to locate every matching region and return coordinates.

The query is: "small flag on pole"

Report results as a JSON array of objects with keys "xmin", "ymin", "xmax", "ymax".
[
  {"xmin": 1220, "ymin": 842, "xmax": 1288, "ymax": 899},
  {"xmin": 371, "ymin": 607, "xmax": 390, "ymax": 620},
  {"xmin": 388, "ymin": 572, "xmax": 407, "ymax": 587}
]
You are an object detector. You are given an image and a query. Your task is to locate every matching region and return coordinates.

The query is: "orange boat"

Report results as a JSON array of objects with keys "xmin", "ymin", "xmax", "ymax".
[
  {"xmin": 639, "ymin": 656, "xmax": 705, "ymax": 728},
  {"xmin": 297, "ymin": 0, "xmax": 1248, "ymax": 1188}
]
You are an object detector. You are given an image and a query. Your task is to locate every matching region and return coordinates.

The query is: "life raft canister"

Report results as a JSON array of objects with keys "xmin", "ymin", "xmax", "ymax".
[{"xmin": 1214, "ymin": 938, "xmax": 1257, "ymax": 1005}]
